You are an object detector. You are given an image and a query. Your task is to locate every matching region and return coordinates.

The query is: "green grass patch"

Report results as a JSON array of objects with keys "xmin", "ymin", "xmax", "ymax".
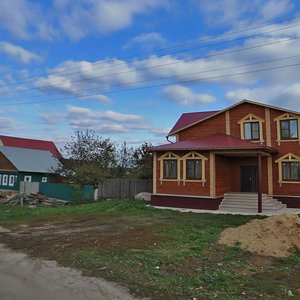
[{"xmin": 0, "ymin": 200, "xmax": 299, "ymax": 300}]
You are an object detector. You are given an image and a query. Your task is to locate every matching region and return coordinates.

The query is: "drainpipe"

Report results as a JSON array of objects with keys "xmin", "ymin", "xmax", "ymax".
[
  {"xmin": 166, "ymin": 136, "xmax": 174, "ymax": 143},
  {"xmin": 257, "ymin": 153, "xmax": 262, "ymax": 213}
]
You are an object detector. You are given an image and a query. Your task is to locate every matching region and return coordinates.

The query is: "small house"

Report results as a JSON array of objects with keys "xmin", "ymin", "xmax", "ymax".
[{"xmin": 0, "ymin": 146, "xmax": 59, "ymax": 191}]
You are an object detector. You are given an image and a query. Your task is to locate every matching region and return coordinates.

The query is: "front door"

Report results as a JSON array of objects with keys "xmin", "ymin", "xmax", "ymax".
[{"xmin": 240, "ymin": 166, "xmax": 258, "ymax": 192}]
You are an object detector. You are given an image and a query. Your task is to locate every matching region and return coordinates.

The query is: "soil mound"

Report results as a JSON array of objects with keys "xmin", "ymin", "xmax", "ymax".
[{"xmin": 218, "ymin": 214, "xmax": 300, "ymax": 257}]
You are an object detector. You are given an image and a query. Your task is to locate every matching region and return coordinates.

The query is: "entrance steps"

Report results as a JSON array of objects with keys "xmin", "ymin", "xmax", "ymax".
[{"xmin": 219, "ymin": 192, "xmax": 287, "ymax": 213}]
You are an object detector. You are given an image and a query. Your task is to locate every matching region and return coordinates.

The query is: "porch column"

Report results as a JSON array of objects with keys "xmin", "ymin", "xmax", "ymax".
[
  {"xmin": 257, "ymin": 153, "xmax": 262, "ymax": 213},
  {"xmin": 153, "ymin": 153, "xmax": 157, "ymax": 194}
]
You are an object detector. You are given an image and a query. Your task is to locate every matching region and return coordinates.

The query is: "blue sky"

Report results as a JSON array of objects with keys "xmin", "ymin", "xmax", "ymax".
[{"xmin": 1, "ymin": 0, "xmax": 300, "ymax": 148}]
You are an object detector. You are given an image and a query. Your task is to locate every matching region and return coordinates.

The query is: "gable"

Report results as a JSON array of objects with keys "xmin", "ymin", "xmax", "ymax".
[{"xmin": 0, "ymin": 152, "xmax": 17, "ymax": 171}]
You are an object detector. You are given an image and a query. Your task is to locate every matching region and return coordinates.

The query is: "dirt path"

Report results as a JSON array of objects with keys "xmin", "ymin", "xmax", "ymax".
[{"xmin": 0, "ymin": 243, "xmax": 138, "ymax": 300}]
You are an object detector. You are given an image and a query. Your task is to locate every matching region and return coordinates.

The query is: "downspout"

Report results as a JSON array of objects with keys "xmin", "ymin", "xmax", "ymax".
[{"xmin": 166, "ymin": 136, "xmax": 174, "ymax": 144}]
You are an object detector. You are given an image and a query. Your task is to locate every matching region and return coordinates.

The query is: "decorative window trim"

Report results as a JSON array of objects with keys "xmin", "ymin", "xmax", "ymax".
[
  {"xmin": 274, "ymin": 113, "xmax": 300, "ymax": 145},
  {"xmin": 238, "ymin": 114, "xmax": 264, "ymax": 143},
  {"xmin": 158, "ymin": 152, "xmax": 181, "ymax": 184},
  {"xmin": 275, "ymin": 153, "xmax": 300, "ymax": 185},
  {"xmin": 182, "ymin": 151, "xmax": 208, "ymax": 185}
]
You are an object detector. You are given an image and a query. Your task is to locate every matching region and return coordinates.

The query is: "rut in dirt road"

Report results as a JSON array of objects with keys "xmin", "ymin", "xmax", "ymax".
[{"xmin": 0, "ymin": 243, "xmax": 138, "ymax": 300}]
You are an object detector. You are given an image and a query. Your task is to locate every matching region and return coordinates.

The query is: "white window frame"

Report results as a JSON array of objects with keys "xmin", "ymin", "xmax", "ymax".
[
  {"xmin": 8, "ymin": 175, "xmax": 15, "ymax": 187},
  {"xmin": 42, "ymin": 177, "xmax": 47, "ymax": 183},
  {"xmin": 24, "ymin": 175, "xmax": 32, "ymax": 182},
  {"xmin": 2, "ymin": 175, "xmax": 8, "ymax": 186}
]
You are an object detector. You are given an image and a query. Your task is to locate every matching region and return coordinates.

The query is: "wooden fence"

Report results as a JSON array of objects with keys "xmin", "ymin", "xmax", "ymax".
[{"xmin": 97, "ymin": 179, "xmax": 152, "ymax": 199}]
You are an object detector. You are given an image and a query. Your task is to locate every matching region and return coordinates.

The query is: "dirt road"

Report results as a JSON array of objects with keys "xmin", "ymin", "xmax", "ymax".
[{"xmin": 0, "ymin": 243, "xmax": 137, "ymax": 300}]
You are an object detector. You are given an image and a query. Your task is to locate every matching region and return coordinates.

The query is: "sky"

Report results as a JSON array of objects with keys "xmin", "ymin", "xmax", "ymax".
[{"xmin": 1, "ymin": 0, "xmax": 300, "ymax": 149}]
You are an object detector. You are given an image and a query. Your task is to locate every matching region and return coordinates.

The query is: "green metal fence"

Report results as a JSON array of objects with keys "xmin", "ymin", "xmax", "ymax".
[{"xmin": 39, "ymin": 183, "xmax": 94, "ymax": 201}]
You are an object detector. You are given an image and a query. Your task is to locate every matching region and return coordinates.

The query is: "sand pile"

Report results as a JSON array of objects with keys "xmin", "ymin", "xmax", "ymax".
[{"xmin": 218, "ymin": 214, "xmax": 300, "ymax": 257}]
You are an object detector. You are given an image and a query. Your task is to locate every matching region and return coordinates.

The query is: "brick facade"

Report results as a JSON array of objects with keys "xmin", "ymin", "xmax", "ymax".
[{"xmin": 152, "ymin": 100, "xmax": 300, "ymax": 209}]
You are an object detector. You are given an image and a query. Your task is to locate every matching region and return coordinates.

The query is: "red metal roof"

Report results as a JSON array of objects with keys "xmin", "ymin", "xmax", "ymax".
[
  {"xmin": 151, "ymin": 133, "xmax": 277, "ymax": 153},
  {"xmin": 168, "ymin": 110, "xmax": 219, "ymax": 136},
  {"xmin": 0, "ymin": 135, "xmax": 61, "ymax": 157},
  {"xmin": 167, "ymin": 99, "xmax": 300, "ymax": 136}
]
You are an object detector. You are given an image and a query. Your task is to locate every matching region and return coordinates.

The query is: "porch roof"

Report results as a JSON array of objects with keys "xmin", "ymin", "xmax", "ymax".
[{"xmin": 151, "ymin": 133, "xmax": 277, "ymax": 154}]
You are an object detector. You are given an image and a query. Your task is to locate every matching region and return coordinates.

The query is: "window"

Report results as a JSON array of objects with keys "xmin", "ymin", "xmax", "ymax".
[
  {"xmin": 276, "ymin": 153, "xmax": 300, "ymax": 184},
  {"xmin": 238, "ymin": 114, "xmax": 264, "ymax": 142},
  {"xmin": 182, "ymin": 151, "xmax": 207, "ymax": 183},
  {"xmin": 8, "ymin": 175, "xmax": 15, "ymax": 187},
  {"xmin": 42, "ymin": 177, "xmax": 47, "ymax": 183},
  {"xmin": 2, "ymin": 175, "xmax": 8, "ymax": 186},
  {"xmin": 24, "ymin": 176, "xmax": 32, "ymax": 182},
  {"xmin": 274, "ymin": 113, "xmax": 300, "ymax": 144},
  {"xmin": 280, "ymin": 119, "xmax": 298, "ymax": 140},
  {"xmin": 163, "ymin": 159, "xmax": 177, "ymax": 179},
  {"xmin": 0, "ymin": 175, "xmax": 2, "ymax": 186},
  {"xmin": 282, "ymin": 162, "xmax": 300, "ymax": 181},
  {"xmin": 186, "ymin": 159, "xmax": 202, "ymax": 179},
  {"xmin": 244, "ymin": 122, "xmax": 260, "ymax": 140},
  {"xmin": 158, "ymin": 152, "xmax": 180, "ymax": 182}
]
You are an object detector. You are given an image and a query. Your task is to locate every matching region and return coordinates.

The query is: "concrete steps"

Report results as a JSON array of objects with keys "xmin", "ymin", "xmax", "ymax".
[{"xmin": 219, "ymin": 192, "xmax": 287, "ymax": 213}]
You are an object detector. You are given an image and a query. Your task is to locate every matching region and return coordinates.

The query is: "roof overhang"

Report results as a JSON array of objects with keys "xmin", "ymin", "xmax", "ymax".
[{"xmin": 151, "ymin": 133, "xmax": 278, "ymax": 155}]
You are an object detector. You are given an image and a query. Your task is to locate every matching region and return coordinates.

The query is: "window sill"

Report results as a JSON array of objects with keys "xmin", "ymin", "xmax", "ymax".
[
  {"xmin": 279, "ymin": 180, "xmax": 300, "ymax": 184},
  {"xmin": 183, "ymin": 179, "xmax": 205, "ymax": 183},
  {"xmin": 276, "ymin": 139, "xmax": 299, "ymax": 142},
  {"xmin": 160, "ymin": 179, "xmax": 180, "ymax": 182}
]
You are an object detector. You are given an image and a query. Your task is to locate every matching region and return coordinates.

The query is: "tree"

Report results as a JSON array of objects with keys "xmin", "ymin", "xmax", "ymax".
[
  {"xmin": 114, "ymin": 141, "xmax": 135, "ymax": 178},
  {"xmin": 58, "ymin": 130, "xmax": 116, "ymax": 185},
  {"xmin": 132, "ymin": 142, "xmax": 153, "ymax": 179}
]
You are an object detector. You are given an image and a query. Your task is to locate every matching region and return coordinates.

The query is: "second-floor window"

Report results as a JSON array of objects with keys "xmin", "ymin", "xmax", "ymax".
[
  {"xmin": 244, "ymin": 122, "xmax": 260, "ymax": 140},
  {"xmin": 163, "ymin": 159, "xmax": 177, "ymax": 179},
  {"xmin": 280, "ymin": 119, "xmax": 298, "ymax": 140},
  {"xmin": 282, "ymin": 161, "xmax": 300, "ymax": 181},
  {"xmin": 186, "ymin": 159, "xmax": 202, "ymax": 180}
]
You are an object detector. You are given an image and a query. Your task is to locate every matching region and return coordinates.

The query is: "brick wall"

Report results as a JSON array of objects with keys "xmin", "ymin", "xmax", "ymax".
[{"xmin": 156, "ymin": 151, "xmax": 210, "ymax": 196}]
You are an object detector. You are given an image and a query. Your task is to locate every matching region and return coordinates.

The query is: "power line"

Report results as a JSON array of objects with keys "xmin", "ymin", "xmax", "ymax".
[
  {"xmin": 1, "ymin": 17, "xmax": 300, "ymax": 89},
  {"xmin": 3, "ymin": 34, "xmax": 300, "ymax": 99},
  {"xmin": 3, "ymin": 59, "xmax": 300, "ymax": 107}
]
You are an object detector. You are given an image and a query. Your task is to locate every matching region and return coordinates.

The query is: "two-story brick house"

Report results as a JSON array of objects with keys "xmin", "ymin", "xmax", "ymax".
[{"xmin": 151, "ymin": 99, "xmax": 300, "ymax": 212}]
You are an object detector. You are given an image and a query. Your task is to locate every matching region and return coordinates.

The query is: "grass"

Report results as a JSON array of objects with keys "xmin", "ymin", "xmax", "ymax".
[{"xmin": 0, "ymin": 200, "xmax": 299, "ymax": 300}]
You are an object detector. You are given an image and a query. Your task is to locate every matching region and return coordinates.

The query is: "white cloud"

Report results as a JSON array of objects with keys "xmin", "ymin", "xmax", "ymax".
[
  {"xmin": 34, "ymin": 18, "xmax": 300, "ymax": 109},
  {"xmin": 0, "ymin": 41, "xmax": 41, "ymax": 64},
  {"xmin": 197, "ymin": 0, "xmax": 293, "ymax": 27},
  {"xmin": 55, "ymin": 0, "xmax": 168, "ymax": 41},
  {"xmin": 66, "ymin": 105, "xmax": 145, "ymax": 134},
  {"xmin": 163, "ymin": 85, "xmax": 216, "ymax": 105},
  {"xmin": 0, "ymin": 0, "xmax": 167, "ymax": 41},
  {"xmin": 0, "ymin": 0, "xmax": 56, "ymax": 40},
  {"xmin": 123, "ymin": 32, "xmax": 166, "ymax": 49},
  {"xmin": 226, "ymin": 83, "xmax": 300, "ymax": 110},
  {"xmin": 0, "ymin": 117, "xmax": 18, "ymax": 132}
]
